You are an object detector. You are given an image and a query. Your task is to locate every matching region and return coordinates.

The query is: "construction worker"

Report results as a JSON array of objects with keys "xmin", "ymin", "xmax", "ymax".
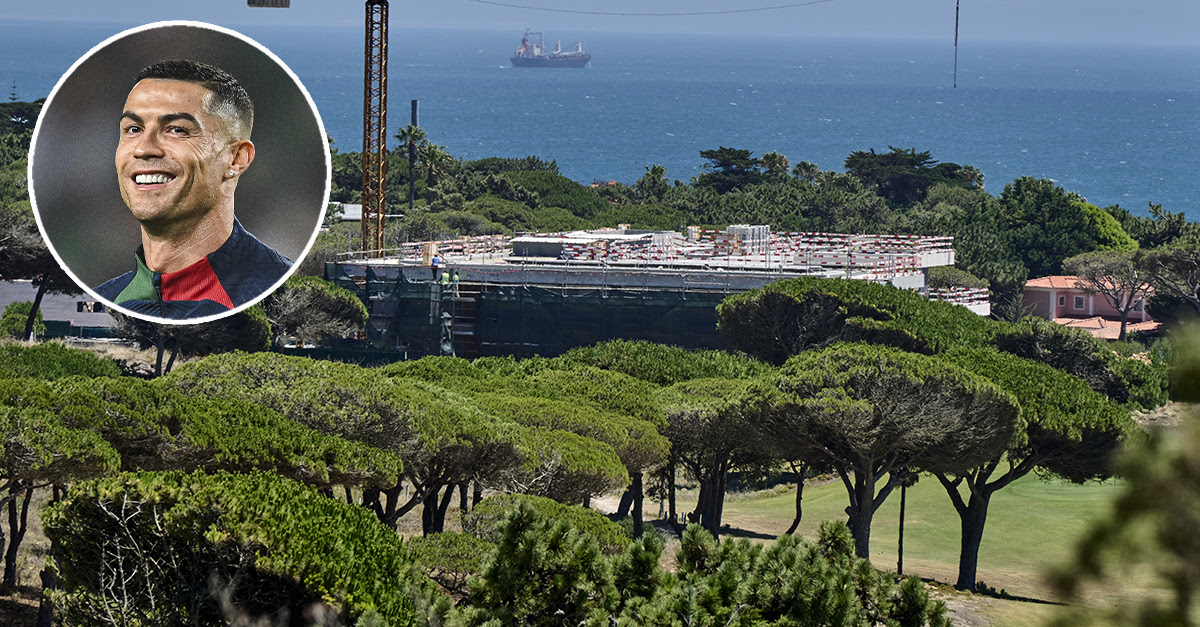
[
  {"xmin": 439, "ymin": 270, "xmax": 451, "ymax": 290},
  {"xmin": 451, "ymin": 270, "xmax": 461, "ymax": 297}
]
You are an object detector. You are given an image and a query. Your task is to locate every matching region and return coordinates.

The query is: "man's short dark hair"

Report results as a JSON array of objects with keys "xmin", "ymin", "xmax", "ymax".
[{"xmin": 137, "ymin": 59, "xmax": 254, "ymax": 138}]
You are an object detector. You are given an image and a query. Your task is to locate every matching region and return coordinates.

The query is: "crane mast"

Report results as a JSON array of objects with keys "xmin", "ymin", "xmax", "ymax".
[{"xmin": 362, "ymin": 0, "xmax": 389, "ymax": 256}]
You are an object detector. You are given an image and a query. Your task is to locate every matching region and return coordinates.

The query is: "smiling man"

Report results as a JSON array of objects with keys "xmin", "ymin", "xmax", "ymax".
[{"xmin": 94, "ymin": 59, "xmax": 292, "ymax": 320}]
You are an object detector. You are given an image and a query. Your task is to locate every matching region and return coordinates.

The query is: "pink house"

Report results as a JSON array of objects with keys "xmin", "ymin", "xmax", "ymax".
[{"xmin": 1022, "ymin": 275, "xmax": 1158, "ymax": 340}]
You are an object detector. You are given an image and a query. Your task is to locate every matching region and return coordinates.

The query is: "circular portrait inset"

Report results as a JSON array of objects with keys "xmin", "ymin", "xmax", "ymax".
[{"xmin": 30, "ymin": 21, "xmax": 330, "ymax": 324}]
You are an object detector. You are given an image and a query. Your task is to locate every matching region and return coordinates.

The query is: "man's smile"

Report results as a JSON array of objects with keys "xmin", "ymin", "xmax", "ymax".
[{"xmin": 131, "ymin": 171, "xmax": 177, "ymax": 188}]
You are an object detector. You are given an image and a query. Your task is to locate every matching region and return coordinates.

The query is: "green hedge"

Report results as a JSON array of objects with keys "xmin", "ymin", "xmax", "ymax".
[
  {"xmin": 0, "ymin": 342, "xmax": 121, "ymax": 379},
  {"xmin": 45, "ymin": 470, "xmax": 441, "ymax": 626}
]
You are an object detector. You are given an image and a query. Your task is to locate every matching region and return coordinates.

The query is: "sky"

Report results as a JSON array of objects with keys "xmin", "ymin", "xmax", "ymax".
[{"xmin": 3, "ymin": 0, "xmax": 1198, "ymax": 46}]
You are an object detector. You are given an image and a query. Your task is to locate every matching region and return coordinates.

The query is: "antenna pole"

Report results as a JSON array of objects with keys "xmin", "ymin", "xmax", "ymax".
[{"xmin": 953, "ymin": 0, "xmax": 960, "ymax": 88}]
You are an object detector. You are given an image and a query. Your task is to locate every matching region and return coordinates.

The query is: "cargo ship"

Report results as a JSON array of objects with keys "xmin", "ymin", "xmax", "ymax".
[{"xmin": 510, "ymin": 30, "xmax": 591, "ymax": 68}]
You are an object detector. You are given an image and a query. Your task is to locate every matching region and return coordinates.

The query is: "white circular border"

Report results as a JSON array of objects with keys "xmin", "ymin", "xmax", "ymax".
[{"xmin": 28, "ymin": 20, "xmax": 333, "ymax": 327}]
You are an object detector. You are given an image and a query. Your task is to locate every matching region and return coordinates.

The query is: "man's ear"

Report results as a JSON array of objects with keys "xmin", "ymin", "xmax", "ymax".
[{"xmin": 229, "ymin": 139, "xmax": 255, "ymax": 175}]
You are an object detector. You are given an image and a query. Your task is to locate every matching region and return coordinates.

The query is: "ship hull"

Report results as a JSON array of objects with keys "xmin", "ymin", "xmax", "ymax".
[{"xmin": 510, "ymin": 55, "xmax": 590, "ymax": 68}]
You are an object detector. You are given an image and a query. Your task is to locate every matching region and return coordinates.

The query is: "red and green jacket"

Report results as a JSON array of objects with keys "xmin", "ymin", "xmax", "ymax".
[{"xmin": 94, "ymin": 220, "xmax": 292, "ymax": 320}]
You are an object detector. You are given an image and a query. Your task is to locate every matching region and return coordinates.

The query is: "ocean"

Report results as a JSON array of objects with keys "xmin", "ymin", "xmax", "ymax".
[{"xmin": 4, "ymin": 20, "xmax": 1197, "ymax": 221}]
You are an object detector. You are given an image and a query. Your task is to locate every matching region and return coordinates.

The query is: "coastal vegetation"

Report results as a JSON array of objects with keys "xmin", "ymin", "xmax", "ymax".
[{"xmin": 1, "ymin": 100, "xmax": 1199, "ymax": 625}]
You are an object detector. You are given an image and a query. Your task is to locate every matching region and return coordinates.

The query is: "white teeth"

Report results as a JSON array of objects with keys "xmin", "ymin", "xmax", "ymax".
[{"xmin": 134, "ymin": 173, "xmax": 173, "ymax": 185}]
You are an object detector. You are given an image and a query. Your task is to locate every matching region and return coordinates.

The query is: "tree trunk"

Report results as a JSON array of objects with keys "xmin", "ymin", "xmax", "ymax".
[
  {"xmin": 954, "ymin": 489, "xmax": 992, "ymax": 591},
  {"xmin": 630, "ymin": 473, "xmax": 644, "ymax": 538},
  {"xmin": 667, "ymin": 457, "xmax": 679, "ymax": 534},
  {"xmin": 36, "ymin": 567, "xmax": 55, "ymax": 627},
  {"xmin": 459, "ymin": 483, "xmax": 469, "ymax": 513},
  {"xmin": 785, "ymin": 463, "xmax": 807, "ymax": 535},
  {"xmin": 615, "ymin": 487, "xmax": 634, "ymax": 519},
  {"xmin": 154, "ymin": 328, "xmax": 165, "ymax": 378},
  {"xmin": 897, "ymin": 483, "xmax": 907, "ymax": 576},
  {"xmin": 421, "ymin": 486, "xmax": 445, "ymax": 535},
  {"xmin": 427, "ymin": 480, "xmax": 453, "ymax": 528},
  {"xmin": 472, "ymin": 482, "xmax": 482, "ymax": 507},
  {"xmin": 363, "ymin": 487, "xmax": 381, "ymax": 516},
  {"xmin": 3, "ymin": 487, "xmax": 32, "ymax": 588},
  {"xmin": 1118, "ymin": 308, "xmax": 1130, "ymax": 341},
  {"xmin": 164, "ymin": 338, "xmax": 180, "ymax": 374},
  {"xmin": 714, "ymin": 465, "xmax": 728, "ymax": 532},
  {"xmin": 24, "ymin": 278, "xmax": 48, "ymax": 341},
  {"xmin": 847, "ymin": 471, "xmax": 877, "ymax": 560},
  {"xmin": 344, "ymin": 486, "xmax": 355, "ymax": 505}
]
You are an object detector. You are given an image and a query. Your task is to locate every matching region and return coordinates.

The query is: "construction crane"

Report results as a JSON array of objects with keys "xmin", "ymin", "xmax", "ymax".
[{"xmin": 249, "ymin": 0, "xmax": 389, "ymax": 257}]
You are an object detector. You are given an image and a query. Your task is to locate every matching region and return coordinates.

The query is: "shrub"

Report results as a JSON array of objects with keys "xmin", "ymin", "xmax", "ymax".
[
  {"xmin": 0, "ymin": 342, "xmax": 121, "ymax": 379},
  {"xmin": 44, "ymin": 470, "xmax": 444, "ymax": 626},
  {"xmin": 461, "ymin": 493, "xmax": 630, "ymax": 555},
  {"xmin": 0, "ymin": 301, "xmax": 43, "ymax": 339}
]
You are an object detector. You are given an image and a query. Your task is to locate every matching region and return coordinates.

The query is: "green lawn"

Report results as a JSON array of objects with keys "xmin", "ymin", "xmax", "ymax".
[{"xmin": 666, "ymin": 473, "xmax": 1122, "ymax": 601}]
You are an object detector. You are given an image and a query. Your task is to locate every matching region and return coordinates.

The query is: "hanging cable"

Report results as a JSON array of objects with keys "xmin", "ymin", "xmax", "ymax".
[{"xmin": 466, "ymin": 0, "xmax": 843, "ymax": 17}]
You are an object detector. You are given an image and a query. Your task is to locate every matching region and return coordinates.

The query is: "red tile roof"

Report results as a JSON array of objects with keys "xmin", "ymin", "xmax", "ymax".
[
  {"xmin": 1025, "ymin": 275, "xmax": 1083, "ymax": 290},
  {"xmin": 1055, "ymin": 316, "xmax": 1161, "ymax": 340}
]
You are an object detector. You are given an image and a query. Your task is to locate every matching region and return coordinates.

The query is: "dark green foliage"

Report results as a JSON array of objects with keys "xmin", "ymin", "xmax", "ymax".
[
  {"xmin": 606, "ymin": 522, "xmax": 948, "ymax": 627},
  {"xmin": 461, "ymin": 494, "xmax": 630, "ymax": 555},
  {"xmin": 1138, "ymin": 230, "xmax": 1200, "ymax": 318},
  {"xmin": 927, "ymin": 266, "xmax": 989, "ymax": 290},
  {"xmin": 163, "ymin": 352, "xmax": 536, "ymax": 527},
  {"xmin": 938, "ymin": 347, "xmax": 1134, "ymax": 481},
  {"xmin": 1104, "ymin": 202, "xmax": 1197, "ymax": 250},
  {"xmin": 1171, "ymin": 326, "xmax": 1200, "ymax": 402},
  {"xmin": 407, "ymin": 531, "xmax": 495, "ymax": 597},
  {"xmin": 455, "ymin": 506, "xmax": 948, "ymax": 626},
  {"xmin": 695, "ymin": 147, "xmax": 763, "ymax": 194},
  {"xmin": 995, "ymin": 316, "xmax": 1167, "ymax": 409},
  {"xmin": 0, "ymin": 100, "xmax": 42, "ymax": 135},
  {"xmin": 553, "ymin": 339, "xmax": 771, "ymax": 386},
  {"xmin": 905, "ymin": 184, "xmax": 1028, "ymax": 303},
  {"xmin": 933, "ymin": 346, "xmax": 1135, "ymax": 590},
  {"xmin": 657, "ymin": 377, "xmax": 780, "ymax": 534},
  {"xmin": 844, "ymin": 147, "xmax": 981, "ymax": 207},
  {"xmin": 0, "ymin": 404, "xmax": 119, "ymax": 485},
  {"xmin": 473, "ymin": 392, "xmax": 666, "ymax": 476},
  {"xmin": 0, "ymin": 375, "xmax": 404, "ymax": 487},
  {"xmin": 110, "ymin": 306, "xmax": 272, "ymax": 373},
  {"xmin": 1146, "ymin": 290, "xmax": 1199, "ymax": 326},
  {"xmin": 456, "ymin": 503, "xmax": 616, "ymax": 626},
  {"xmin": 999, "ymin": 177, "xmax": 1136, "ymax": 278},
  {"xmin": 262, "ymin": 274, "xmax": 368, "ymax": 347},
  {"xmin": 462, "ymin": 155, "xmax": 559, "ymax": 176},
  {"xmin": 329, "ymin": 148, "xmax": 362, "ymax": 203},
  {"xmin": 770, "ymin": 343, "xmax": 1019, "ymax": 559},
  {"xmin": 0, "ymin": 342, "xmax": 121, "ymax": 380},
  {"xmin": 0, "ymin": 301, "xmax": 42, "ymax": 339},
  {"xmin": 717, "ymin": 277, "xmax": 997, "ymax": 365},
  {"xmin": 502, "ymin": 170, "xmax": 607, "ymax": 219},
  {"xmin": 44, "ymin": 470, "xmax": 439, "ymax": 626},
  {"xmin": 593, "ymin": 203, "xmax": 685, "ymax": 231}
]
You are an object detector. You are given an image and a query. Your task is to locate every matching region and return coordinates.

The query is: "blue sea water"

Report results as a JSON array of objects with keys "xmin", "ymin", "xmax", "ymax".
[{"xmin": 4, "ymin": 20, "xmax": 1198, "ymax": 221}]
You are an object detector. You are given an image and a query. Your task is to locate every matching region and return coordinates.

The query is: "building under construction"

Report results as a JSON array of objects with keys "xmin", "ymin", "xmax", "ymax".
[{"xmin": 326, "ymin": 225, "xmax": 989, "ymax": 359}]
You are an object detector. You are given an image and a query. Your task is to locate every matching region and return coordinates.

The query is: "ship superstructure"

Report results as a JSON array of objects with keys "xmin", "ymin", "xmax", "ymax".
[{"xmin": 511, "ymin": 30, "xmax": 591, "ymax": 68}]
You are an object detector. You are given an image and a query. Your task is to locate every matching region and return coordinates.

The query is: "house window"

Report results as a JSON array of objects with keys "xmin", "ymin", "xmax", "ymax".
[
  {"xmin": 1134, "ymin": 299, "xmax": 1143, "ymax": 312},
  {"xmin": 1057, "ymin": 295, "xmax": 1066, "ymax": 307},
  {"xmin": 1074, "ymin": 296, "xmax": 1085, "ymax": 310}
]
